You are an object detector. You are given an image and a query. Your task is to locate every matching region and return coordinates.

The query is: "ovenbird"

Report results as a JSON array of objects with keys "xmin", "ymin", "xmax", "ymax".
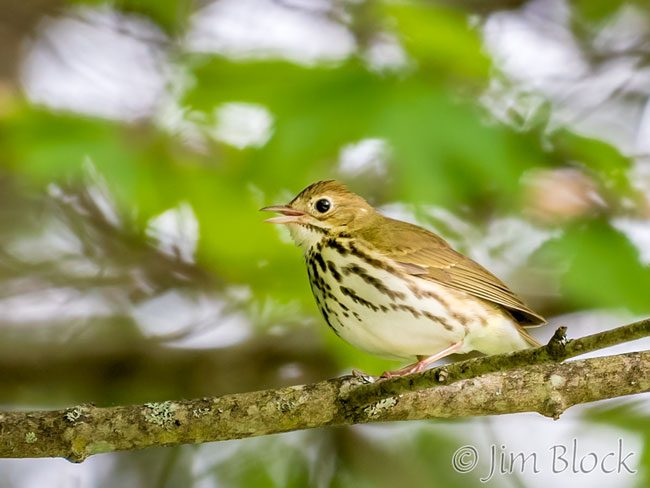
[{"xmin": 262, "ymin": 180, "xmax": 545, "ymax": 377}]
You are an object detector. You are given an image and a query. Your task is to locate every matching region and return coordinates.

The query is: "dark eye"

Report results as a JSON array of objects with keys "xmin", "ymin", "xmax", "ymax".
[{"xmin": 315, "ymin": 198, "xmax": 331, "ymax": 213}]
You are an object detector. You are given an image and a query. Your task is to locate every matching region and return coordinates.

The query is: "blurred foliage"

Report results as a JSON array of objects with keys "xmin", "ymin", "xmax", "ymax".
[
  {"xmin": 72, "ymin": 0, "xmax": 194, "ymax": 33},
  {"xmin": 383, "ymin": 2, "xmax": 491, "ymax": 81},
  {"xmin": 585, "ymin": 403, "xmax": 650, "ymax": 486},
  {"xmin": 546, "ymin": 220, "xmax": 650, "ymax": 313},
  {"xmin": 1, "ymin": 0, "xmax": 650, "ymax": 486},
  {"xmin": 573, "ymin": 0, "xmax": 626, "ymax": 23}
]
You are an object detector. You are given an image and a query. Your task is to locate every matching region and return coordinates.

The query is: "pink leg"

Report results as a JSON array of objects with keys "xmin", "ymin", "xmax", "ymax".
[{"xmin": 380, "ymin": 341, "xmax": 464, "ymax": 379}]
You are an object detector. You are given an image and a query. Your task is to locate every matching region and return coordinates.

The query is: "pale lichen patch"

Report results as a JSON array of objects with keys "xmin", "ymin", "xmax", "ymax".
[
  {"xmin": 549, "ymin": 374, "xmax": 566, "ymax": 388},
  {"xmin": 25, "ymin": 432, "xmax": 37, "ymax": 444},
  {"xmin": 143, "ymin": 401, "xmax": 177, "ymax": 427},
  {"xmin": 65, "ymin": 406, "xmax": 87, "ymax": 423},
  {"xmin": 363, "ymin": 397, "xmax": 398, "ymax": 418},
  {"xmin": 192, "ymin": 407, "xmax": 211, "ymax": 418},
  {"xmin": 276, "ymin": 400, "xmax": 295, "ymax": 413},
  {"xmin": 339, "ymin": 375, "xmax": 373, "ymax": 397}
]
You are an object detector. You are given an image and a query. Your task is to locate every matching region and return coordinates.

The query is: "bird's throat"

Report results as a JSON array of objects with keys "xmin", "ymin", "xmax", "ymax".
[{"xmin": 287, "ymin": 222, "xmax": 328, "ymax": 250}]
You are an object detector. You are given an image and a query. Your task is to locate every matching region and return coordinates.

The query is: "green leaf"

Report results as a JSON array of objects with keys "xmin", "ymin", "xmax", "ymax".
[
  {"xmin": 542, "ymin": 219, "xmax": 650, "ymax": 314},
  {"xmin": 574, "ymin": 0, "xmax": 625, "ymax": 23},
  {"xmin": 384, "ymin": 1, "xmax": 491, "ymax": 81}
]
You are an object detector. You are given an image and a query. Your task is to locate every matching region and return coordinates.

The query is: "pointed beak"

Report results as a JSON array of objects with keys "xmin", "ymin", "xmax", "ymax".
[{"xmin": 260, "ymin": 205, "xmax": 306, "ymax": 224}]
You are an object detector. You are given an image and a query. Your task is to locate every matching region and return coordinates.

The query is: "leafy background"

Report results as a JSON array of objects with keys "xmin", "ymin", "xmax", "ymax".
[{"xmin": 0, "ymin": 0, "xmax": 649, "ymax": 486}]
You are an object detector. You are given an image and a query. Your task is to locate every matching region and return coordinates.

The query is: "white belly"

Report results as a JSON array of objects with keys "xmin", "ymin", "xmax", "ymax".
[{"xmin": 306, "ymin": 241, "xmax": 529, "ymax": 360}]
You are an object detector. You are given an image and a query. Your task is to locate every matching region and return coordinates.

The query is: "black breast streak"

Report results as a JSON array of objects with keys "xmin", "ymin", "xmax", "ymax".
[
  {"xmin": 408, "ymin": 284, "xmax": 471, "ymax": 327},
  {"xmin": 324, "ymin": 238, "xmax": 349, "ymax": 256},
  {"xmin": 310, "ymin": 260, "xmax": 319, "ymax": 280},
  {"xmin": 341, "ymin": 264, "xmax": 405, "ymax": 301},
  {"xmin": 322, "ymin": 242, "xmax": 425, "ymax": 322},
  {"xmin": 339, "ymin": 286, "xmax": 379, "ymax": 312},
  {"xmin": 348, "ymin": 243, "xmax": 400, "ymax": 276},
  {"xmin": 326, "ymin": 260, "xmax": 342, "ymax": 282},
  {"xmin": 306, "ymin": 248, "xmax": 348, "ymax": 330},
  {"xmin": 313, "ymin": 252, "xmax": 327, "ymax": 273},
  {"xmin": 421, "ymin": 310, "xmax": 455, "ymax": 331},
  {"xmin": 317, "ymin": 241, "xmax": 473, "ymax": 335},
  {"xmin": 300, "ymin": 223, "xmax": 328, "ymax": 235},
  {"xmin": 314, "ymin": 273, "xmax": 332, "ymax": 292},
  {"xmin": 389, "ymin": 303, "xmax": 421, "ymax": 319},
  {"xmin": 307, "ymin": 257, "xmax": 332, "ymax": 329},
  {"xmin": 307, "ymin": 251, "xmax": 327, "ymax": 288}
]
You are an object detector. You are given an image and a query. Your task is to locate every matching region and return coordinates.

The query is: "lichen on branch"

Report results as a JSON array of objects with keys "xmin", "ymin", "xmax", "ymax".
[{"xmin": 0, "ymin": 319, "xmax": 649, "ymax": 462}]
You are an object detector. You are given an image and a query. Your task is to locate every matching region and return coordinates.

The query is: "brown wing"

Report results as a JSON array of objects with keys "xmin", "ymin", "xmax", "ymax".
[{"xmin": 358, "ymin": 217, "xmax": 546, "ymax": 326}]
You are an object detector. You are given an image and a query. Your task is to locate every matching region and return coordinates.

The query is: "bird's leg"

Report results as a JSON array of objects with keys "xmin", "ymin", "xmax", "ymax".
[{"xmin": 380, "ymin": 341, "xmax": 464, "ymax": 379}]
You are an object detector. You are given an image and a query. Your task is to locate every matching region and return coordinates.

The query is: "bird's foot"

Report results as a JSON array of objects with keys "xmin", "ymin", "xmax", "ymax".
[
  {"xmin": 379, "ymin": 361, "xmax": 426, "ymax": 379},
  {"xmin": 379, "ymin": 341, "xmax": 465, "ymax": 379}
]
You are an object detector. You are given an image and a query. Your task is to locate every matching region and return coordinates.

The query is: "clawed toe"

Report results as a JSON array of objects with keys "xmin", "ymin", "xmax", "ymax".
[{"xmin": 380, "ymin": 364, "xmax": 420, "ymax": 379}]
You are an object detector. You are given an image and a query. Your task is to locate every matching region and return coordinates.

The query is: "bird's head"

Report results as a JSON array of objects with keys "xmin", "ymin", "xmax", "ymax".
[{"xmin": 261, "ymin": 180, "xmax": 375, "ymax": 248}]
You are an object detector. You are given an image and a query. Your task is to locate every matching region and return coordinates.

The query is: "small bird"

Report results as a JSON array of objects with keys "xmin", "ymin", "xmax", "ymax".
[{"xmin": 262, "ymin": 180, "xmax": 545, "ymax": 377}]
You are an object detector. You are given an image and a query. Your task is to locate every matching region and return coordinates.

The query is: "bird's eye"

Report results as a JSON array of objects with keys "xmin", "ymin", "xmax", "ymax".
[{"xmin": 315, "ymin": 198, "xmax": 331, "ymax": 213}]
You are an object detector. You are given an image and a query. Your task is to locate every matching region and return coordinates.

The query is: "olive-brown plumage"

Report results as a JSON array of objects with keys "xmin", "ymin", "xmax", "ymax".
[{"xmin": 262, "ymin": 180, "xmax": 545, "ymax": 377}]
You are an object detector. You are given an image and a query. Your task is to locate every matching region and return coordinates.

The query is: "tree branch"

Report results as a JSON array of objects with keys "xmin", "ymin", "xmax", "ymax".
[
  {"xmin": 347, "ymin": 317, "xmax": 650, "ymax": 407},
  {"xmin": 1, "ymin": 320, "xmax": 648, "ymax": 462}
]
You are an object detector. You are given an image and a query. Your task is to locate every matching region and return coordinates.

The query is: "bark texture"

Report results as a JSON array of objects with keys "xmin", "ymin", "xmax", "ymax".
[{"xmin": 1, "ymin": 319, "xmax": 649, "ymax": 462}]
